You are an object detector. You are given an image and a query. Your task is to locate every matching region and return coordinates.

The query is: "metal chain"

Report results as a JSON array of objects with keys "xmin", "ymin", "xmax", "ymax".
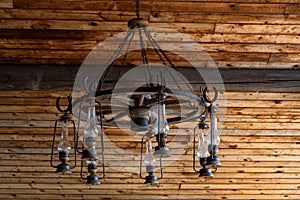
[
  {"xmin": 138, "ymin": 28, "xmax": 152, "ymax": 86},
  {"xmin": 98, "ymin": 29, "xmax": 133, "ymax": 90},
  {"xmin": 143, "ymin": 28, "xmax": 185, "ymax": 90},
  {"xmin": 135, "ymin": 0, "xmax": 140, "ymax": 18}
]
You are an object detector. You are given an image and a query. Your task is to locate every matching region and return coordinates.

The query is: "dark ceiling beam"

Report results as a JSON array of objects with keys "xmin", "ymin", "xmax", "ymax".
[{"xmin": 0, "ymin": 65, "xmax": 299, "ymax": 92}]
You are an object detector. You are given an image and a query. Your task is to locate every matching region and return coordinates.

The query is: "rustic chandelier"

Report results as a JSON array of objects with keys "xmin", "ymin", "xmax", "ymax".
[{"xmin": 50, "ymin": 0, "xmax": 222, "ymax": 185}]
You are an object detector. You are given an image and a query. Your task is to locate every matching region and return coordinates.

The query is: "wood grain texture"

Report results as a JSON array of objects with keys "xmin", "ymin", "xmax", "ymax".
[
  {"xmin": 0, "ymin": 0, "xmax": 298, "ymax": 66},
  {"xmin": 1, "ymin": 0, "xmax": 300, "ymax": 198},
  {"xmin": 0, "ymin": 0, "xmax": 13, "ymax": 8},
  {"xmin": 1, "ymin": 65, "xmax": 300, "ymax": 92},
  {"xmin": 0, "ymin": 90, "xmax": 300, "ymax": 199}
]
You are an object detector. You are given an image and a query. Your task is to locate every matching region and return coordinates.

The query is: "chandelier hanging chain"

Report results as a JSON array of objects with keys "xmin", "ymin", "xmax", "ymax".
[
  {"xmin": 135, "ymin": 0, "xmax": 140, "ymax": 18},
  {"xmin": 142, "ymin": 28, "xmax": 182, "ymax": 90},
  {"xmin": 120, "ymin": 29, "xmax": 135, "ymax": 67},
  {"xmin": 143, "ymin": 28, "xmax": 195, "ymax": 91},
  {"xmin": 138, "ymin": 28, "xmax": 153, "ymax": 86},
  {"xmin": 143, "ymin": 28, "xmax": 168, "ymax": 88},
  {"xmin": 98, "ymin": 29, "xmax": 134, "ymax": 89},
  {"xmin": 144, "ymin": 29, "xmax": 175, "ymax": 69}
]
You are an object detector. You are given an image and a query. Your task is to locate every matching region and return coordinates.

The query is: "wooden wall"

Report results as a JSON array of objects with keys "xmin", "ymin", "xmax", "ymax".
[{"xmin": 0, "ymin": 90, "xmax": 300, "ymax": 199}]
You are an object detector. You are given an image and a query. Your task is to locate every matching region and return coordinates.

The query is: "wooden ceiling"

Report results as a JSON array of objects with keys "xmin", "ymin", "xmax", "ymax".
[
  {"xmin": 0, "ymin": 0, "xmax": 300, "ymax": 68},
  {"xmin": 1, "ymin": 1, "xmax": 300, "ymax": 200},
  {"xmin": 1, "ymin": 90, "xmax": 300, "ymax": 199}
]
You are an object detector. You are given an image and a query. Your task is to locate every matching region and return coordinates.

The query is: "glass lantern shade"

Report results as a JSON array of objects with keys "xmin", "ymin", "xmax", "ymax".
[
  {"xmin": 82, "ymin": 105, "xmax": 99, "ymax": 161},
  {"xmin": 196, "ymin": 128, "xmax": 210, "ymax": 159},
  {"xmin": 144, "ymin": 140, "xmax": 156, "ymax": 173},
  {"xmin": 57, "ymin": 122, "xmax": 72, "ymax": 153}
]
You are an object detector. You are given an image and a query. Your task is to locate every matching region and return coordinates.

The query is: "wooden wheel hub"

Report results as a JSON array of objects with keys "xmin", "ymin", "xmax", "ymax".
[{"xmin": 128, "ymin": 18, "xmax": 149, "ymax": 29}]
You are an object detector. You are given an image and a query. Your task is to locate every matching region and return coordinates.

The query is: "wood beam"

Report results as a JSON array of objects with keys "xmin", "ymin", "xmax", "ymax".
[{"xmin": 0, "ymin": 65, "xmax": 299, "ymax": 92}]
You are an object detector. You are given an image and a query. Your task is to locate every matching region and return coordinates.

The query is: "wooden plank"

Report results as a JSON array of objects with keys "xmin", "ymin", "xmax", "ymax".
[
  {"xmin": 2, "ymin": 159, "xmax": 300, "ymax": 169},
  {"xmin": 0, "ymin": 193, "xmax": 299, "ymax": 200},
  {"xmin": 1, "ymin": 177, "xmax": 300, "ymax": 185},
  {"xmin": 4, "ymin": 152, "xmax": 300, "ymax": 166},
  {"xmin": 286, "ymin": 3, "xmax": 300, "ymax": 14},
  {"xmin": 3, "ymin": 9, "xmax": 298, "ymax": 24},
  {"xmin": 0, "ymin": 50, "xmax": 271, "ymax": 63},
  {"xmin": 12, "ymin": 0, "xmax": 287, "ymax": 14},
  {"xmin": 4, "ymin": 165, "xmax": 300, "ymax": 174},
  {"xmin": 204, "ymin": 43, "xmax": 300, "ymax": 54},
  {"xmin": 0, "ymin": 32, "xmax": 299, "ymax": 48},
  {"xmin": 214, "ymin": 122, "xmax": 300, "ymax": 130},
  {"xmin": 1, "ymin": 127, "xmax": 300, "ymax": 136},
  {"xmin": 0, "ymin": 113, "xmax": 59, "ymax": 120},
  {"xmin": 224, "ymin": 92, "xmax": 300, "ymax": 100},
  {"xmin": 214, "ymin": 61, "xmax": 300, "ymax": 69},
  {"xmin": 11, "ymin": 97, "xmax": 300, "ymax": 112},
  {"xmin": 88, "ymin": 32, "xmax": 300, "ymax": 44},
  {"xmin": 215, "ymin": 24, "xmax": 300, "ymax": 34},
  {"xmin": 0, "ymin": 91, "xmax": 70, "ymax": 98},
  {"xmin": 0, "ymin": 9, "xmax": 107, "ymax": 21},
  {"xmin": 0, "ymin": 0, "xmax": 13, "ymax": 8},
  {"xmin": 0, "ymin": 39, "xmax": 98, "ymax": 50},
  {"xmin": 0, "ymin": 29, "xmax": 85, "ymax": 40},
  {"xmin": 0, "ymin": 90, "xmax": 300, "ymax": 100},
  {"xmin": 2, "ymin": 151, "xmax": 300, "ymax": 162},
  {"xmin": 211, "ymin": 52, "xmax": 269, "ymax": 62},
  {"xmin": 0, "ymin": 19, "xmax": 129, "ymax": 31},
  {"xmin": 3, "ymin": 57, "xmax": 298, "ymax": 70},
  {"xmin": 150, "ymin": 2, "xmax": 286, "ymax": 14},
  {"xmin": 0, "ymin": 19, "xmax": 214, "ymax": 33},
  {"xmin": 0, "ymin": 188, "xmax": 300, "ymax": 196},
  {"xmin": 1, "ymin": 31, "xmax": 298, "ymax": 46},
  {"xmin": 1, "ymin": 66, "xmax": 300, "ymax": 92},
  {"xmin": 1, "ymin": 117, "xmax": 300, "ymax": 129},
  {"xmin": 1, "ymin": 182, "xmax": 300, "ymax": 191},
  {"xmin": 2, "ymin": 138, "xmax": 300, "ymax": 148},
  {"xmin": 0, "ymin": 58, "xmax": 82, "ymax": 65},
  {"xmin": 270, "ymin": 53, "xmax": 300, "ymax": 63},
  {"xmin": 2, "ymin": 39, "xmax": 300, "ymax": 54},
  {"xmin": 222, "ymin": 100, "xmax": 300, "ymax": 108},
  {"xmin": 0, "ymin": 49, "xmax": 88, "ymax": 59},
  {"xmin": 2, "ymin": 134, "xmax": 300, "ymax": 143},
  {"xmin": 12, "ymin": 0, "xmax": 132, "ymax": 10},
  {"xmin": 151, "ymin": 12, "xmax": 300, "ymax": 24},
  {"xmin": 2, "ymin": 170, "xmax": 300, "ymax": 179},
  {"xmin": 225, "ymin": 107, "xmax": 300, "ymax": 116}
]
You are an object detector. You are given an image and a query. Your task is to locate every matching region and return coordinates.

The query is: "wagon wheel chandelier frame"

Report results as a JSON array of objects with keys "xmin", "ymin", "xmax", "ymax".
[{"xmin": 50, "ymin": 0, "xmax": 222, "ymax": 185}]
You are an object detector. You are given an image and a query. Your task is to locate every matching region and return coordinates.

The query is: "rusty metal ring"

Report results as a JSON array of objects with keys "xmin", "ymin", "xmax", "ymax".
[
  {"xmin": 56, "ymin": 95, "xmax": 72, "ymax": 113},
  {"xmin": 203, "ymin": 87, "xmax": 218, "ymax": 103}
]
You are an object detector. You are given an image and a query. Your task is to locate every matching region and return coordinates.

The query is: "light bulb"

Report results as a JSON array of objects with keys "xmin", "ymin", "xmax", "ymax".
[
  {"xmin": 144, "ymin": 140, "xmax": 156, "ymax": 173},
  {"xmin": 83, "ymin": 106, "xmax": 99, "ymax": 160},
  {"xmin": 196, "ymin": 129, "xmax": 210, "ymax": 158},
  {"xmin": 57, "ymin": 122, "xmax": 72, "ymax": 153}
]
